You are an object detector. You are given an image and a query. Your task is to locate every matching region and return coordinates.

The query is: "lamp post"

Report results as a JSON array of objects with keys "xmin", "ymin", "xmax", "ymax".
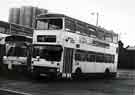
[{"xmin": 91, "ymin": 12, "xmax": 99, "ymax": 26}]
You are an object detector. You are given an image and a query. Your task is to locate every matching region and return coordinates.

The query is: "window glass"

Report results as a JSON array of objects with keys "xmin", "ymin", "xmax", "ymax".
[
  {"xmin": 75, "ymin": 49, "xmax": 115, "ymax": 63},
  {"xmin": 97, "ymin": 30, "xmax": 105, "ymax": 40},
  {"xmin": 65, "ymin": 19, "xmax": 76, "ymax": 32},
  {"xmin": 96, "ymin": 54, "xmax": 104, "ymax": 62},
  {"xmin": 87, "ymin": 54, "xmax": 91, "ymax": 62},
  {"xmin": 36, "ymin": 18, "xmax": 63, "ymax": 30},
  {"xmin": 104, "ymin": 54, "xmax": 114, "ymax": 63},
  {"xmin": 81, "ymin": 52, "xmax": 87, "ymax": 61},
  {"xmin": 37, "ymin": 20, "xmax": 48, "ymax": 30},
  {"xmin": 113, "ymin": 34, "xmax": 118, "ymax": 43},
  {"xmin": 75, "ymin": 50, "xmax": 87, "ymax": 61},
  {"xmin": 7, "ymin": 46, "xmax": 27, "ymax": 57},
  {"xmin": 90, "ymin": 54, "xmax": 96, "ymax": 62},
  {"xmin": 33, "ymin": 45, "xmax": 63, "ymax": 61},
  {"xmin": 105, "ymin": 33, "xmax": 113, "ymax": 42},
  {"xmin": 75, "ymin": 52, "xmax": 81, "ymax": 61},
  {"xmin": 0, "ymin": 27, "xmax": 6, "ymax": 33},
  {"xmin": 88, "ymin": 28, "xmax": 97, "ymax": 37},
  {"xmin": 76, "ymin": 22, "xmax": 88, "ymax": 36},
  {"xmin": 112, "ymin": 55, "xmax": 115, "ymax": 63}
]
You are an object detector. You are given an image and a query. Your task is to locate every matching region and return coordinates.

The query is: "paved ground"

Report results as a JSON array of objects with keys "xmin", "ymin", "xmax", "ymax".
[{"xmin": 0, "ymin": 69, "xmax": 135, "ymax": 95}]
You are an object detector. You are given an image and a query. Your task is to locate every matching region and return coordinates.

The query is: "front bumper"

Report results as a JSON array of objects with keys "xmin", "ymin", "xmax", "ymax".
[{"xmin": 32, "ymin": 66, "xmax": 58, "ymax": 74}]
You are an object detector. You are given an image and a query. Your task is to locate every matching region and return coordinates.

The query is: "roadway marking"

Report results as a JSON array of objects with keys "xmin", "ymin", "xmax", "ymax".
[{"xmin": 0, "ymin": 88, "xmax": 32, "ymax": 95}]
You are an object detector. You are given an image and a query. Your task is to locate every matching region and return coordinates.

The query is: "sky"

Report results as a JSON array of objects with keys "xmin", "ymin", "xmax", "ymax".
[{"xmin": 0, "ymin": 0, "xmax": 135, "ymax": 46}]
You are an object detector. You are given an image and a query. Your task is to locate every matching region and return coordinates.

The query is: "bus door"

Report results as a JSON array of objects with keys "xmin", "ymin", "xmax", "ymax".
[
  {"xmin": 26, "ymin": 45, "xmax": 32, "ymax": 71},
  {"xmin": 63, "ymin": 48, "xmax": 73, "ymax": 77}
]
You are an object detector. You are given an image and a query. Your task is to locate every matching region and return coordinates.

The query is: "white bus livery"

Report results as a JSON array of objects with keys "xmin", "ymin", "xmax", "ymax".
[{"xmin": 32, "ymin": 13, "xmax": 118, "ymax": 79}]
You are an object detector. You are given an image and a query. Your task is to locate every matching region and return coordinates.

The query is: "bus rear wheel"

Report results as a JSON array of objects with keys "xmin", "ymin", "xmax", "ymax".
[{"xmin": 104, "ymin": 69, "xmax": 111, "ymax": 79}]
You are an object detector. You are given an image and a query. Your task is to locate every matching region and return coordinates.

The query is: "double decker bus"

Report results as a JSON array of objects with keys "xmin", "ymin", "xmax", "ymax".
[
  {"xmin": 0, "ymin": 21, "xmax": 33, "ymax": 74},
  {"xmin": 32, "ymin": 13, "xmax": 118, "ymax": 79}
]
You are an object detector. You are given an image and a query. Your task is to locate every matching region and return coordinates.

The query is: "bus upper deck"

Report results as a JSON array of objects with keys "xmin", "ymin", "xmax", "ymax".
[{"xmin": 35, "ymin": 13, "xmax": 118, "ymax": 44}]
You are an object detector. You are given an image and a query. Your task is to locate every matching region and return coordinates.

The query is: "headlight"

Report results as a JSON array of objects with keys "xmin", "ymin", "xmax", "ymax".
[
  {"xmin": 3, "ymin": 56, "xmax": 7, "ymax": 59},
  {"xmin": 57, "ymin": 68, "xmax": 60, "ymax": 72},
  {"xmin": 57, "ymin": 63, "xmax": 60, "ymax": 66}
]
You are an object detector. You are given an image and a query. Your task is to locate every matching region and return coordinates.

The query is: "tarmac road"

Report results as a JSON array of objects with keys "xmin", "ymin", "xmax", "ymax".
[{"xmin": 0, "ymin": 69, "xmax": 135, "ymax": 95}]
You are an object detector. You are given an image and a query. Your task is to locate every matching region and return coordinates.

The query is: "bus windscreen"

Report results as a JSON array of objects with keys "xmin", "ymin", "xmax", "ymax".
[
  {"xmin": 33, "ymin": 45, "xmax": 63, "ymax": 61},
  {"xmin": 36, "ymin": 18, "xmax": 63, "ymax": 30},
  {"xmin": 7, "ymin": 46, "xmax": 27, "ymax": 57}
]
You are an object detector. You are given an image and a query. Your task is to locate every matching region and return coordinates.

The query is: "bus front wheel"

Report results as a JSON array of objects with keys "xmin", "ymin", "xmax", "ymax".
[{"xmin": 73, "ymin": 68, "xmax": 82, "ymax": 80}]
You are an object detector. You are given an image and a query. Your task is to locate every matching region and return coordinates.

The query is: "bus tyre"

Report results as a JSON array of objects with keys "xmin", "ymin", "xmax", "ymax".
[
  {"xmin": 74, "ymin": 68, "xmax": 82, "ymax": 80},
  {"xmin": 57, "ymin": 73, "xmax": 62, "ymax": 80},
  {"xmin": 112, "ymin": 72, "xmax": 117, "ymax": 78},
  {"xmin": 104, "ymin": 69, "xmax": 111, "ymax": 79}
]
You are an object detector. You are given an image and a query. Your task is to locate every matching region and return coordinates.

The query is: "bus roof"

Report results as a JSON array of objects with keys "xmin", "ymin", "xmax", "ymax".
[
  {"xmin": 0, "ymin": 20, "xmax": 33, "ymax": 37},
  {"xmin": 36, "ymin": 13, "xmax": 65, "ymax": 18},
  {"xmin": 36, "ymin": 13, "xmax": 117, "ymax": 35}
]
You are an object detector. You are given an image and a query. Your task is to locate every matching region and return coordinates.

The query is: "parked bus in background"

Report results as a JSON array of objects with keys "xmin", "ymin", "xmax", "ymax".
[
  {"xmin": 0, "ymin": 21, "xmax": 33, "ymax": 75},
  {"xmin": 32, "ymin": 13, "xmax": 118, "ymax": 79},
  {"xmin": 1, "ymin": 35, "xmax": 32, "ymax": 74}
]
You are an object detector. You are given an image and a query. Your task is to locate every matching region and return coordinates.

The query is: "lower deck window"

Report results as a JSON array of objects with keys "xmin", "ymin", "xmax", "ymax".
[{"xmin": 75, "ymin": 49, "xmax": 115, "ymax": 63}]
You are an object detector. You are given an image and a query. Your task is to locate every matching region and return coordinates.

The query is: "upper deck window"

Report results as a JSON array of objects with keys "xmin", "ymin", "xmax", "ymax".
[
  {"xmin": 0, "ymin": 26, "xmax": 6, "ymax": 33},
  {"xmin": 36, "ymin": 18, "xmax": 63, "ymax": 30},
  {"xmin": 112, "ymin": 34, "xmax": 118, "ymax": 43},
  {"xmin": 104, "ymin": 33, "xmax": 113, "ymax": 42},
  {"xmin": 65, "ymin": 18, "xmax": 76, "ymax": 32}
]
